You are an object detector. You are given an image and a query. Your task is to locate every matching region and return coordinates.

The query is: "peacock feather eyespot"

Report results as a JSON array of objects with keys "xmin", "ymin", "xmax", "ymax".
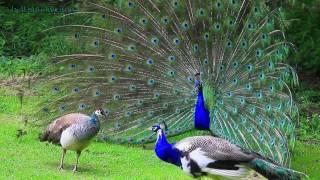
[
  {"xmin": 59, "ymin": 104, "xmax": 65, "ymax": 112},
  {"xmin": 232, "ymin": 107, "xmax": 238, "ymax": 114},
  {"xmin": 247, "ymin": 23, "xmax": 254, "ymax": 30},
  {"xmin": 137, "ymin": 99, "xmax": 144, "ymax": 106},
  {"xmin": 203, "ymin": 32, "xmax": 210, "ymax": 41},
  {"xmin": 125, "ymin": 64, "xmax": 134, "ymax": 72},
  {"xmin": 168, "ymin": 55, "xmax": 176, "ymax": 63},
  {"xmin": 127, "ymin": 44, "xmax": 136, "ymax": 52},
  {"xmin": 101, "ymin": 14, "xmax": 106, "ymax": 19},
  {"xmin": 146, "ymin": 58, "xmax": 154, "ymax": 65},
  {"xmin": 108, "ymin": 53, "xmax": 117, "ymax": 60},
  {"xmin": 129, "ymin": 84, "xmax": 137, "ymax": 92},
  {"xmin": 73, "ymin": 87, "xmax": 80, "ymax": 93},
  {"xmin": 181, "ymin": 21, "xmax": 190, "ymax": 30},
  {"xmin": 239, "ymin": 97, "xmax": 245, "ymax": 104},
  {"xmin": 114, "ymin": 27, "xmax": 123, "ymax": 34},
  {"xmin": 173, "ymin": 37, "xmax": 181, "ymax": 45},
  {"xmin": 232, "ymin": 78, "xmax": 238, "ymax": 85},
  {"xmin": 213, "ymin": 22, "xmax": 222, "ymax": 31},
  {"xmin": 250, "ymin": 106, "xmax": 256, "ymax": 115},
  {"xmin": 256, "ymin": 49, "xmax": 263, "ymax": 58},
  {"xmin": 247, "ymin": 127, "xmax": 253, "ymax": 133},
  {"xmin": 93, "ymin": 40, "xmax": 99, "ymax": 48},
  {"xmin": 139, "ymin": 17, "xmax": 148, "ymax": 26},
  {"xmin": 88, "ymin": 66, "xmax": 95, "ymax": 73},
  {"xmin": 193, "ymin": 44, "xmax": 199, "ymax": 53},
  {"xmin": 151, "ymin": 37, "xmax": 159, "ymax": 45},
  {"xmin": 227, "ymin": 91, "xmax": 233, "ymax": 97},
  {"xmin": 115, "ymin": 122, "xmax": 121, "ymax": 129},
  {"xmin": 203, "ymin": 58, "xmax": 209, "ymax": 65},
  {"xmin": 52, "ymin": 86, "xmax": 60, "ymax": 93},
  {"xmin": 269, "ymin": 138, "xmax": 276, "ymax": 146},
  {"xmin": 184, "ymin": 97, "xmax": 190, "ymax": 104},
  {"xmin": 256, "ymin": 91, "xmax": 263, "ymax": 99},
  {"xmin": 171, "ymin": 0, "xmax": 179, "ymax": 8},
  {"xmin": 259, "ymin": 72, "xmax": 265, "ymax": 80},
  {"xmin": 197, "ymin": 8, "xmax": 206, "ymax": 17},
  {"xmin": 127, "ymin": 1, "xmax": 134, "ymax": 8},
  {"xmin": 241, "ymin": 117, "xmax": 247, "ymax": 124},
  {"xmin": 162, "ymin": 103, "xmax": 169, "ymax": 109},
  {"xmin": 246, "ymin": 64, "xmax": 253, "ymax": 72},
  {"xmin": 187, "ymin": 76, "xmax": 193, "ymax": 83},
  {"xmin": 103, "ymin": 108, "xmax": 110, "ymax": 116},
  {"xmin": 148, "ymin": 110, "xmax": 154, "ymax": 117},
  {"xmin": 259, "ymin": 134, "xmax": 265, "ymax": 142},
  {"xmin": 167, "ymin": 69, "xmax": 176, "ymax": 77},
  {"xmin": 241, "ymin": 40, "xmax": 247, "ymax": 48},
  {"xmin": 232, "ymin": 61, "xmax": 239, "ymax": 68},
  {"xmin": 74, "ymin": 32, "xmax": 80, "ymax": 39},
  {"xmin": 265, "ymin": 104, "xmax": 272, "ymax": 112},
  {"xmin": 113, "ymin": 94, "xmax": 121, "ymax": 101},
  {"xmin": 110, "ymin": 75, "xmax": 117, "ymax": 83},
  {"xmin": 219, "ymin": 64, "xmax": 224, "ymax": 71},
  {"xmin": 161, "ymin": 16, "xmax": 170, "ymax": 25},
  {"xmin": 69, "ymin": 64, "xmax": 76, "ymax": 69},
  {"xmin": 124, "ymin": 111, "xmax": 133, "ymax": 117},
  {"xmin": 79, "ymin": 103, "xmax": 86, "ymax": 110},
  {"xmin": 95, "ymin": 90, "xmax": 101, "ymax": 96},
  {"xmin": 175, "ymin": 108, "xmax": 181, "ymax": 113},
  {"xmin": 258, "ymin": 118, "xmax": 264, "ymax": 125},
  {"xmin": 153, "ymin": 92, "xmax": 160, "ymax": 99},
  {"xmin": 215, "ymin": 1, "xmax": 223, "ymax": 9},
  {"xmin": 226, "ymin": 40, "xmax": 233, "ymax": 48},
  {"xmin": 147, "ymin": 79, "xmax": 155, "ymax": 86},
  {"xmin": 245, "ymin": 83, "xmax": 252, "ymax": 91}
]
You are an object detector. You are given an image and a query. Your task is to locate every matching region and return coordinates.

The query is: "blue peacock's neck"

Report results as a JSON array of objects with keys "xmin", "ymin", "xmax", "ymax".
[
  {"xmin": 90, "ymin": 113, "xmax": 100, "ymax": 128},
  {"xmin": 194, "ymin": 90, "xmax": 211, "ymax": 130},
  {"xmin": 154, "ymin": 130, "xmax": 181, "ymax": 167}
]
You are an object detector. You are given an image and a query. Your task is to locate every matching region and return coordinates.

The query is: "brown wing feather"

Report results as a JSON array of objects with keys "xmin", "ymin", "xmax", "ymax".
[{"xmin": 39, "ymin": 113, "xmax": 90, "ymax": 145}]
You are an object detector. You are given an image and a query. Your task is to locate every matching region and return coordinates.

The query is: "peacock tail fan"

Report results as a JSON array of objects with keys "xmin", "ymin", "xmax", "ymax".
[{"xmin": 31, "ymin": 0, "xmax": 299, "ymax": 166}]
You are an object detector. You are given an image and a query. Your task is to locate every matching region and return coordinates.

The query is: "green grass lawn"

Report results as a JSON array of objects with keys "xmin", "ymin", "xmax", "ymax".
[{"xmin": 0, "ymin": 115, "xmax": 319, "ymax": 179}]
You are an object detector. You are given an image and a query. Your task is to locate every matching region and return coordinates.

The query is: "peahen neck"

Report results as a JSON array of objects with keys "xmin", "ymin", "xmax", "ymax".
[
  {"xmin": 90, "ymin": 113, "xmax": 100, "ymax": 128},
  {"xmin": 154, "ymin": 129, "xmax": 181, "ymax": 167},
  {"xmin": 194, "ymin": 85, "xmax": 211, "ymax": 130}
]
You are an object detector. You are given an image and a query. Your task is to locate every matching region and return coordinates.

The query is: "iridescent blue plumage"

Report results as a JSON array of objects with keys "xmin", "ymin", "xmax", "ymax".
[
  {"xmin": 194, "ymin": 81, "xmax": 210, "ymax": 131},
  {"xmin": 153, "ymin": 125, "xmax": 181, "ymax": 167}
]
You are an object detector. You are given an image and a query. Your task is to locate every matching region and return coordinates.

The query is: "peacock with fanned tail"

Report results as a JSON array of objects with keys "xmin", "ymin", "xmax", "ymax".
[{"xmin": 31, "ymin": 0, "xmax": 299, "ymax": 166}]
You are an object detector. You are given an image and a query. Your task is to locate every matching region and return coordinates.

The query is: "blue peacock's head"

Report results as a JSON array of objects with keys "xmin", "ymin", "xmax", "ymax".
[
  {"xmin": 151, "ymin": 124, "xmax": 161, "ymax": 132},
  {"xmin": 151, "ymin": 121, "xmax": 168, "ymax": 132},
  {"xmin": 194, "ymin": 72, "xmax": 202, "ymax": 91}
]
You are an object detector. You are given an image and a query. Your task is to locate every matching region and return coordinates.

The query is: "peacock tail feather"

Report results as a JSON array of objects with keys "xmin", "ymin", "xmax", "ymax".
[{"xmin": 31, "ymin": 0, "xmax": 299, "ymax": 166}]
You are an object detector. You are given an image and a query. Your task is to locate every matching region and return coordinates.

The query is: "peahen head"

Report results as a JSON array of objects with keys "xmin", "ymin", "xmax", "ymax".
[{"xmin": 94, "ymin": 108, "xmax": 107, "ymax": 118}]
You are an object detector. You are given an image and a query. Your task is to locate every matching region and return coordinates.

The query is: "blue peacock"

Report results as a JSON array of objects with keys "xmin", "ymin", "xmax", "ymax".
[
  {"xmin": 151, "ymin": 124, "xmax": 306, "ymax": 179},
  {"xmin": 32, "ymin": 0, "xmax": 299, "ymax": 166}
]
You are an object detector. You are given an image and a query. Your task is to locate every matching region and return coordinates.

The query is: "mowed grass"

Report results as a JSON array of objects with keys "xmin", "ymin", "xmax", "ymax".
[{"xmin": 0, "ymin": 115, "xmax": 319, "ymax": 180}]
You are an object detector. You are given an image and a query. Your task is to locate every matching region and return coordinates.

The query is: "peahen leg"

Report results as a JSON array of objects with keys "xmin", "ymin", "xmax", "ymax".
[
  {"xmin": 58, "ymin": 149, "xmax": 66, "ymax": 170},
  {"xmin": 73, "ymin": 151, "xmax": 81, "ymax": 172}
]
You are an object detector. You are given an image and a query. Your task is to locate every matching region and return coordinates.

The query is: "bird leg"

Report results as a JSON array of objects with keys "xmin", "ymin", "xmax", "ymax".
[
  {"xmin": 73, "ymin": 151, "xmax": 81, "ymax": 172},
  {"xmin": 58, "ymin": 149, "xmax": 66, "ymax": 170}
]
